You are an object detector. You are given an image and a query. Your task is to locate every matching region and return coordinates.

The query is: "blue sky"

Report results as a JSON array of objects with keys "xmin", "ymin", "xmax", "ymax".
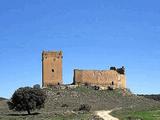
[{"xmin": 0, "ymin": 0, "xmax": 160, "ymax": 98}]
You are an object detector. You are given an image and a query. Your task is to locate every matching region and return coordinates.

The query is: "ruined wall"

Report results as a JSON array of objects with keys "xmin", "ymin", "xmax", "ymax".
[
  {"xmin": 73, "ymin": 69, "xmax": 126, "ymax": 88},
  {"xmin": 42, "ymin": 51, "xmax": 63, "ymax": 87}
]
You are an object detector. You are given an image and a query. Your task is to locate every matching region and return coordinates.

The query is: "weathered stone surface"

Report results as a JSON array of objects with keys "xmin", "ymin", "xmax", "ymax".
[
  {"xmin": 41, "ymin": 50, "xmax": 126, "ymax": 89},
  {"xmin": 42, "ymin": 51, "xmax": 63, "ymax": 87},
  {"xmin": 73, "ymin": 67, "xmax": 126, "ymax": 89}
]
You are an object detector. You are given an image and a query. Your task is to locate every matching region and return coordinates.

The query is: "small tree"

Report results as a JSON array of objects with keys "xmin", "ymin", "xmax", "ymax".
[{"xmin": 7, "ymin": 87, "xmax": 46, "ymax": 115}]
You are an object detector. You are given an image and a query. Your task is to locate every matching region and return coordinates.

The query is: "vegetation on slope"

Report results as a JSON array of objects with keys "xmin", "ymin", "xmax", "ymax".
[
  {"xmin": 111, "ymin": 94, "xmax": 160, "ymax": 120},
  {"xmin": 45, "ymin": 86, "xmax": 160, "ymax": 112},
  {"xmin": 112, "ymin": 109, "xmax": 160, "ymax": 120},
  {"xmin": 0, "ymin": 97, "xmax": 7, "ymax": 101},
  {"xmin": 0, "ymin": 85, "xmax": 160, "ymax": 120},
  {"xmin": 138, "ymin": 94, "xmax": 160, "ymax": 101}
]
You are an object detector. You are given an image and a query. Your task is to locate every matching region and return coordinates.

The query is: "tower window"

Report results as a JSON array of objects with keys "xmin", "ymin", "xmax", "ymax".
[
  {"xmin": 112, "ymin": 81, "xmax": 114, "ymax": 85},
  {"xmin": 52, "ymin": 69, "xmax": 54, "ymax": 72}
]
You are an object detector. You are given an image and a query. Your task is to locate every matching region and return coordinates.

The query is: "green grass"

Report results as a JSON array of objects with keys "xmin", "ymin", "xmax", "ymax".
[
  {"xmin": 112, "ymin": 109, "xmax": 160, "ymax": 120},
  {"xmin": 128, "ymin": 110, "xmax": 160, "ymax": 120}
]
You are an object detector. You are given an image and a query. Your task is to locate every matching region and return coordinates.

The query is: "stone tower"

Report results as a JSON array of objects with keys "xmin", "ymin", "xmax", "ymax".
[{"xmin": 42, "ymin": 51, "xmax": 63, "ymax": 87}]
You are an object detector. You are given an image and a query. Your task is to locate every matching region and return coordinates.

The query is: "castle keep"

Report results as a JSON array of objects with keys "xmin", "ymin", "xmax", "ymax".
[
  {"xmin": 42, "ymin": 50, "xmax": 126, "ymax": 88},
  {"xmin": 42, "ymin": 51, "xmax": 63, "ymax": 87}
]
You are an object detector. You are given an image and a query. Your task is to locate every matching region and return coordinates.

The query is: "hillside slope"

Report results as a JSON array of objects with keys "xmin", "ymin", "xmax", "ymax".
[
  {"xmin": 0, "ymin": 86, "xmax": 160, "ymax": 120},
  {"xmin": 44, "ymin": 86, "xmax": 160, "ymax": 112},
  {"xmin": 0, "ymin": 97, "xmax": 7, "ymax": 101}
]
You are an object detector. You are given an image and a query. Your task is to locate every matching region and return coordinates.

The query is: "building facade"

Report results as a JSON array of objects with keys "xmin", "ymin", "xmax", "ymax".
[
  {"xmin": 73, "ymin": 66, "xmax": 126, "ymax": 88},
  {"xmin": 42, "ymin": 51, "xmax": 63, "ymax": 87},
  {"xmin": 41, "ymin": 50, "xmax": 126, "ymax": 89}
]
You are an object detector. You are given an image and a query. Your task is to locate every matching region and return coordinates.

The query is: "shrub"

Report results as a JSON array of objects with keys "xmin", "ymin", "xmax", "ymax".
[
  {"xmin": 7, "ymin": 87, "xmax": 46, "ymax": 115},
  {"xmin": 56, "ymin": 92, "xmax": 61, "ymax": 95},
  {"xmin": 61, "ymin": 104, "xmax": 69, "ymax": 107},
  {"xmin": 93, "ymin": 86, "xmax": 100, "ymax": 90},
  {"xmin": 78, "ymin": 104, "xmax": 91, "ymax": 112}
]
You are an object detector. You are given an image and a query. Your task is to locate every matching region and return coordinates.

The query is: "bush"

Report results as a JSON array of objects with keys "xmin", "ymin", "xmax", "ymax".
[
  {"xmin": 93, "ymin": 86, "xmax": 100, "ymax": 90},
  {"xmin": 7, "ymin": 87, "xmax": 46, "ymax": 115},
  {"xmin": 61, "ymin": 104, "xmax": 69, "ymax": 107},
  {"xmin": 78, "ymin": 104, "xmax": 91, "ymax": 112}
]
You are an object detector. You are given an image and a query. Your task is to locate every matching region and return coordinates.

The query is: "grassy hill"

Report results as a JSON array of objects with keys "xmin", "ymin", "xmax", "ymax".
[
  {"xmin": 0, "ymin": 85, "xmax": 160, "ymax": 120},
  {"xmin": 138, "ymin": 94, "xmax": 160, "ymax": 101},
  {"xmin": 0, "ymin": 97, "xmax": 7, "ymax": 101}
]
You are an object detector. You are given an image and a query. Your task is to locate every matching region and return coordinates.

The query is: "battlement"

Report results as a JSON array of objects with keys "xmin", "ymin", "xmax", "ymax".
[{"xmin": 42, "ymin": 51, "xmax": 62, "ymax": 58}]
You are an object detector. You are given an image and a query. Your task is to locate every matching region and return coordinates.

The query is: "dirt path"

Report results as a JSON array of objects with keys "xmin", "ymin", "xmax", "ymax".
[{"xmin": 95, "ymin": 110, "xmax": 119, "ymax": 120}]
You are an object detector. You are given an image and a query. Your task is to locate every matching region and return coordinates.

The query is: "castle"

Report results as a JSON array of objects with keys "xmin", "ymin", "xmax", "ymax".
[{"xmin": 42, "ymin": 51, "xmax": 126, "ymax": 88}]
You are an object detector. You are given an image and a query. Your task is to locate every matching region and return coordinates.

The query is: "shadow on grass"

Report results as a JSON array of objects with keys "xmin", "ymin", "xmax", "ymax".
[{"xmin": 7, "ymin": 112, "xmax": 40, "ymax": 116}]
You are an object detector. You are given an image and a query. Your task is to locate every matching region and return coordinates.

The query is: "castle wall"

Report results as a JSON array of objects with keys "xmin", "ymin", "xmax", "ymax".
[
  {"xmin": 73, "ymin": 69, "xmax": 126, "ymax": 88},
  {"xmin": 41, "ymin": 50, "xmax": 126, "ymax": 89},
  {"xmin": 42, "ymin": 51, "xmax": 62, "ymax": 87}
]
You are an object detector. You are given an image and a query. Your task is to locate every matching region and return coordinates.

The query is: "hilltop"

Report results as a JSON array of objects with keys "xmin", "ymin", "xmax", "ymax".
[
  {"xmin": 0, "ymin": 85, "xmax": 160, "ymax": 120},
  {"xmin": 0, "ymin": 97, "xmax": 7, "ymax": 101}
]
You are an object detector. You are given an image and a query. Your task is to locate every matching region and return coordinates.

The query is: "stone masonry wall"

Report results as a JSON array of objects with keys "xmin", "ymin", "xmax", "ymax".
[
  {"xmin": 73, "ymin": 69, "xmax": 126, "ymax": 88},
  {"xmin": 42, "ymin": 51, "xmax": 63, "ymax": 87}
]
